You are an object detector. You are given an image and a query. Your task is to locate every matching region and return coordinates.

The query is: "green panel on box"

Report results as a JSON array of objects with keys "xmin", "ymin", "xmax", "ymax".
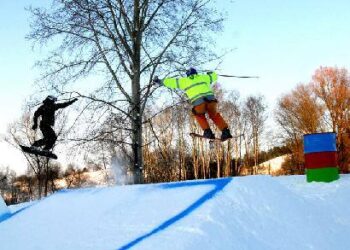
[{"xmin": 306, "ymin": 167, "xmax": 339, "ymax": 183}]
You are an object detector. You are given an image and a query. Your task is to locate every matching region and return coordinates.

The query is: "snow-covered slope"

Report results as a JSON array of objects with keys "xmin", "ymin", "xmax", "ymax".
[{"xmin": 0, "ymin": 175, "xmax": 349, "ymax": 250}]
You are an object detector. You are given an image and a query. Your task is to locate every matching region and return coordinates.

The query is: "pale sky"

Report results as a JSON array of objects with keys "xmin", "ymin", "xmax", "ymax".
[{"xmin": 1, "ymin": 0, "xmax": 350, "ymax": 174}]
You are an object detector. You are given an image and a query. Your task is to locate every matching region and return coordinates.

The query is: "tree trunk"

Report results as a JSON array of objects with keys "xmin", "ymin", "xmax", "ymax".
[
  {"xmin": 131, "ymin": 88, "xmax": 143, "ymax": 184},
  {"xmin": 131, "ymin": 0, "xmax": 144, "ymax": 184}
]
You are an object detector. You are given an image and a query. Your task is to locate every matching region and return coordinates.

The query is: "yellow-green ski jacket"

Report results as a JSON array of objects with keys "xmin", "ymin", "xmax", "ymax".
[{"xmin": 162, "ymin": 72, "xmax": 218, "ymax": 106}]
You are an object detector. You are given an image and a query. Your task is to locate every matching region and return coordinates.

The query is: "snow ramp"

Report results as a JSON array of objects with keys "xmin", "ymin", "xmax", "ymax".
[{"xmin": 0, "ymin": 175, "xmax": 350, "ymax": 250}]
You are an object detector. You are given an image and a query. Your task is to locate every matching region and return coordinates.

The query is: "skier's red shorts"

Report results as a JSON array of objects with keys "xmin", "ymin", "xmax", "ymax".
[{"xmin": 192, "ymin": 100, "xmax": 228, "ymax": 131}]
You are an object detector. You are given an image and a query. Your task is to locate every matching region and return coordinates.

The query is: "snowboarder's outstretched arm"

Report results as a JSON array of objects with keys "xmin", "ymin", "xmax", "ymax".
[{"xmin": 54, "ymin": 98, "xmax": 78, "ymax": 110}]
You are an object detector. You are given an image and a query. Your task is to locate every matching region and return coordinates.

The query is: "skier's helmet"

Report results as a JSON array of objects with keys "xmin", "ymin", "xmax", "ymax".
[
  {"xmin": 44, "ymin": 95, "xmax": 57, "ymax": 103},
  {"xmin": 186, "ymin": 67, "xmax": 197, "ymax": 77}
]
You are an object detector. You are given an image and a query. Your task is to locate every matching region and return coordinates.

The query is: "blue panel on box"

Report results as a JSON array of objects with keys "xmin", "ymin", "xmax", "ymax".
[{"xmin": 304, "ymin": 133, "xmax": 336, "ymax": 153}]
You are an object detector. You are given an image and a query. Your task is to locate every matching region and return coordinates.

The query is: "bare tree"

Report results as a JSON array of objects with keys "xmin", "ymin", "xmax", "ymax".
[
  {"xmin": 0, "ymin": 167, "xmax": 13, "ymax": 201},
  {"xmin": 312, "ymin": 66, "xmax": 350, "ymax": 172},
  {"xmin": 5, "ymin": 113, "xmax": 47, "ymax": 199},
  {"xmin": 220, "ymin": 90, "xmax": 243, "ymax": 175},
  {"xmin": 274, "ymin": 83, "xmax": 324, "ymax": 174},
  {"xmin": 243, "ymin": 95, "xmax": 267, "ymax": 173},
  {"xmin": 275, "ymin": 84, "xmax": 324, "ymax": 136},
  {"xmin": 27, "ymin": 0, "xmax": 223, "ymax": 183},
  {"xmin": 63, "ymin": 164, "xmax": 89, "ymax": 188},
  {"xmin": 312, "ymin": 66, "xmax": 350, "ymax": 133}
]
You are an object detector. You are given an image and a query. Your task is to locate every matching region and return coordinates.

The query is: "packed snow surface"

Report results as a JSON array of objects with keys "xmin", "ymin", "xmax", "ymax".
[{"xmin": 1, "ymin": 175, "xmax": 350, "ymax": 250}]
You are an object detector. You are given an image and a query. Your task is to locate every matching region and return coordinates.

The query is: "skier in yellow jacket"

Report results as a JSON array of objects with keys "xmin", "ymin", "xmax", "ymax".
[{"xmin": 154, "ymin": 68, "xmax": 233, "ymax": 140}]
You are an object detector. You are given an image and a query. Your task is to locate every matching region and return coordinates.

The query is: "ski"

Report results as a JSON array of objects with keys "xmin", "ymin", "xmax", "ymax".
[{"xmin": 189, "ymin": 133, "xmax": 230, "ymax": 142}]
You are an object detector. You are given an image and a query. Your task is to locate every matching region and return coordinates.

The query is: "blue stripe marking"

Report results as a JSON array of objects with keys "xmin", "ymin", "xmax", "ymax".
[
  {"xmin": 117, "ymin": 178, "xmax": 232, "ymax": 250},
  {"xmin": 0, "ymin": 203, "xmax": 36, "ymax": 223},
  {"xmin": 0, "ymin": 212, "xmax": 11, "ymax": 223},
  {"xmin": 304, "ymin": 133, "xmax": 336, "ymax": 153}
]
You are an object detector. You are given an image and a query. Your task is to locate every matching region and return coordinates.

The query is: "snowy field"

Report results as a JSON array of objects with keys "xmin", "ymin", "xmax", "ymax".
[{"xmin": 0, "ymin": 175, "xmax": 350, "ymax": 250}]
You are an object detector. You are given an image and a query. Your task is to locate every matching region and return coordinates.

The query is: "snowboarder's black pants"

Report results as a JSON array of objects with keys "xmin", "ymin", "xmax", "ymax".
[{"xmin": 32, "ymin": 123, "xmax": 57, "ymax": 150}]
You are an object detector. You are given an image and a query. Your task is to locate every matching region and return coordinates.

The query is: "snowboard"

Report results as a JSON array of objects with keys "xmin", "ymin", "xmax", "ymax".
[{"xmin": 20, "ymin": 145, "xmax": 58, "ymax": 160}]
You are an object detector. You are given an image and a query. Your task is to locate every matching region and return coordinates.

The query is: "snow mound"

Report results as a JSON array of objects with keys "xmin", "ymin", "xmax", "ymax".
[
  {"xmin": 259, "ymin": 154, "xmax": 289, "ymax": 173},
  {"xmin": 0, "ymin": 175, "xmax": 350, "ymax": 250}
]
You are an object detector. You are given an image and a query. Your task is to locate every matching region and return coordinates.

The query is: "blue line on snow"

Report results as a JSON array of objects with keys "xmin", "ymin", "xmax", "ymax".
[
  {"xmin": 117, "ymin": 178, "xmax": 232, "ymax": 250},
  {"xmin": 0, "ymin": 212, "xmax": 12, "ymax": 223},
  {"xmin": 0, "ymin": 203, "xmax": 36, "ymax": 223}
]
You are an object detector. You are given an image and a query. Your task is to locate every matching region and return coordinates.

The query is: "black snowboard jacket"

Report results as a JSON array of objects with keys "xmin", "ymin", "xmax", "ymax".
[{"xmin": 33, "ymin": 99, "xmax": 76, "ymax": 127}]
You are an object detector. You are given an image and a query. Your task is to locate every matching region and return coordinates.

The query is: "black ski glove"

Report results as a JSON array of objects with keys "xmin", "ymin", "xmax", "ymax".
[
  {"xmin": 153, "ymin": 76, "xmax": 161, "ymax": 86},
  {"xmin": 69, "ymin": 98, "xmax": 78, "ymax": 104}
]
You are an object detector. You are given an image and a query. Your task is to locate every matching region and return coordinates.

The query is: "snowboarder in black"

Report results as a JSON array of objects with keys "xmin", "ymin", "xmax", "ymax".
[{"xmin": 31, "ymin": 95, "xmax": 78, "ymax": 151}]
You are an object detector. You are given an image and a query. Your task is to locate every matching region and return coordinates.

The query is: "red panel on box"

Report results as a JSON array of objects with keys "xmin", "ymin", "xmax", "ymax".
[{"xmin": 305, "ymin": 151, "xmax": 337, "ymax": 169}]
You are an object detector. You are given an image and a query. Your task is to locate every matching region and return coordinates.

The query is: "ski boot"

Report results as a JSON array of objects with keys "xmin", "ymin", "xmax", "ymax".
[
  {"xmin": 221, "ymin": 128, "xmax": 233, "ymax": 141},
  {"xmin": 203, "ymin": 128, "xmax": 215, "ymax": 139}
]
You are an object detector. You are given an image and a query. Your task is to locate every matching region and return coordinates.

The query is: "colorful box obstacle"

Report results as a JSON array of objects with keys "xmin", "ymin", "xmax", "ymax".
[{"xmin": 303, "ymin": 132, "xmax": 340, "ymax": 182}]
